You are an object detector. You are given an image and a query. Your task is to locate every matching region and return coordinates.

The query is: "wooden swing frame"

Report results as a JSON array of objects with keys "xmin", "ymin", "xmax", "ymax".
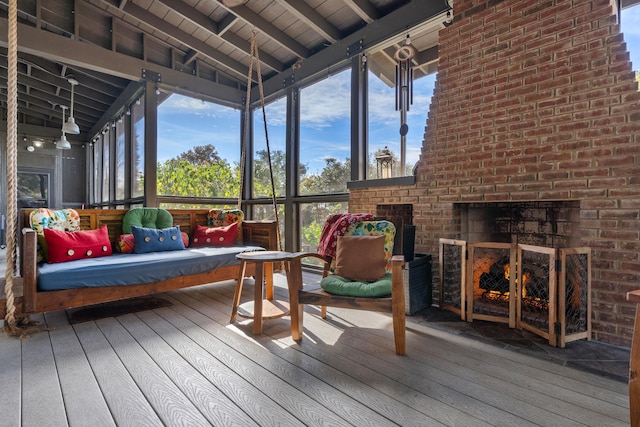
[{"xmin": 2, "ymin": 26, "xmax": 281, "ymax": 334}]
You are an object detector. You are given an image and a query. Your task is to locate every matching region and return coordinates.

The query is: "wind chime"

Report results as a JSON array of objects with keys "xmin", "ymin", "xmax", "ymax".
[{"xmin": 394, "ymin": 34, "xmax": 416, "ymax": 176}]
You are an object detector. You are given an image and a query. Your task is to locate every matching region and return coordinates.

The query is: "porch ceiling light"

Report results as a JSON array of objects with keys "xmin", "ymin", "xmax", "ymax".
[
  {"xmin": 57, "ymin": 106, "xmax": 72, "ymax": 150},
  {"xmin": 62, "ymin": 78, "xmax": 80, "ymax": 134}
]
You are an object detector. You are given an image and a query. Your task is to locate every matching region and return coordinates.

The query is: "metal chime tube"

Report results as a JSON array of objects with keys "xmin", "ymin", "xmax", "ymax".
[{"xmin": 395, "ymin": 38, "xmax": 415, "ymax": 176}]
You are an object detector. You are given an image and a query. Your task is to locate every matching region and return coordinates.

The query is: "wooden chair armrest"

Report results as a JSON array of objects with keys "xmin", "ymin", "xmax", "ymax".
[
  {"xmin": 391, "ymin": 255, "xmax": 405, "ymax": 266},
  {"xmin": 287, "ymin": 252, "xmax": 329, "ymax": 264},
  {"xmin": 628, "ymin": 289, "xmax": 640, "ymax": 304}
]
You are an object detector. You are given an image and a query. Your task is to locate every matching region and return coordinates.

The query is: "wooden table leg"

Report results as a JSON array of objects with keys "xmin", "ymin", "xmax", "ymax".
[
  {"xmin": 230, "ymin": 260, "xmax": 247, "ymax": 323},
  {"xmin": 287, "ymin": 256, "xmax": 304, "ymax": 341},
  {"xmin": 253, "ymin": 261, "xmax": 264, "ymax": 335},
  {"xmin": 265, "ymin": 262, "xmax": 274, "ymax": 300}
]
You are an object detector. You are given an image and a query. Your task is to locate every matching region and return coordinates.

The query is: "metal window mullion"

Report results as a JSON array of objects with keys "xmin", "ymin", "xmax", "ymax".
[{"xmin": 285, "ymin": 86, "xmax": 300, "ymax": 252}]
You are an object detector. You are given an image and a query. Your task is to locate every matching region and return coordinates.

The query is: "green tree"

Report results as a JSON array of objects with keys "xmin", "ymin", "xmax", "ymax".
[
  {"xmin": 174, "ymin": 144, "xmax": 221, "ymax": 165},
  {"xmin": 299, "ymin": 157, "xmax": 350, "ymax": 195},
  {"xmin": 156, "ymin": 144, "xmax": 239, "ymax": 207},
  {"xmin": 253, "ymin": 149, "xmax": 286, "ymax": 197},
  {"xmin": 157, "ymin": 159, "xmax": 238, "ymax": 198}
]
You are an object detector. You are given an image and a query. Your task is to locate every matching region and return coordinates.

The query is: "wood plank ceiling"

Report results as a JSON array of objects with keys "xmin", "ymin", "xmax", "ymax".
[{"xmin": 0, "ymin": 0, "xmax": 451, "ymax": 138}]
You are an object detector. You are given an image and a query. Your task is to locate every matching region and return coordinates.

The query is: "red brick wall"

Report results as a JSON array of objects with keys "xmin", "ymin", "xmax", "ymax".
[{"xmin": 350, "ymin": 0, "xmax": 640, "ymax": 346}]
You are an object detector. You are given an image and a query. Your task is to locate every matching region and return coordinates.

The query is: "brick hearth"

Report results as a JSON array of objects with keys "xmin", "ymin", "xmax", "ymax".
[{"xmin": 349, "ymin": 0, "xmax": 640, "ymax": 346}]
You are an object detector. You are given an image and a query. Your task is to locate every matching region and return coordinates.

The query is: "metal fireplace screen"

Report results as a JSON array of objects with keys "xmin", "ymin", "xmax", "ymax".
[
  {"xmin": 468, "ymin": 242, "xmax": 516, "ymax": 328},
  {"xmin": 518, "ymin": 245, "xmax": 556, "ymax": 345},
  {"xmin": 558, "ymin": 248, "xmax": 591, "ymax": 347},
  {"xmin": 439, "ymin": 239, "xmax": 466, "ymax": 319},
  {"xmin": 438, "ymin": 239, "xmax": 591, "ymax": 347}
]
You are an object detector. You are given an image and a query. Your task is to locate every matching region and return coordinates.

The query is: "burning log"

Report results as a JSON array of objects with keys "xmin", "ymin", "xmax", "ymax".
[{"xmin": 479, "ymin": 256, "xmax": 510, "ymax": 297}]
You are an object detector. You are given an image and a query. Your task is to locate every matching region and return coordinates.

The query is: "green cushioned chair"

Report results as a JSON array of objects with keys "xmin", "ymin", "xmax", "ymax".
[{"xmin": 286, "ymin": 217, "xmax": 406, "ymax": 355}]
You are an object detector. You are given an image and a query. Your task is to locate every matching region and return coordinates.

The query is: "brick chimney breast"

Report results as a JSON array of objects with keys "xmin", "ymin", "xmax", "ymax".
[{"xmin": 349, "ymin": 0, "xmax": 640, "ymax": 346}]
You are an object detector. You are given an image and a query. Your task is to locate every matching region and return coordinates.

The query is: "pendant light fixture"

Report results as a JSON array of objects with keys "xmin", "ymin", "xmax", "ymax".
[
  {"xmin": 62, "ymin": 77, "xmax": 80, "ymax": 134},
  {"xmin": 56, "ymin": 105, "xmax": 72, "ymax": 150}
]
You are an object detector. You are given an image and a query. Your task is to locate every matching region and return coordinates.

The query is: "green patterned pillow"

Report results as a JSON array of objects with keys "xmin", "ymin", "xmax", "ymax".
[{"xmin": 122, "ymin": 208, "xmax": 173, "ymax": 234}]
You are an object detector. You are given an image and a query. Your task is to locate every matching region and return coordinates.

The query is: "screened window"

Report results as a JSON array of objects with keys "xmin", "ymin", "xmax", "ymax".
[
  {"xmin": 132, "ymin": 98, "xmax": 145, "ymax": 199},
  {"xmin": 102, "ymin": 129, "xmax": 110, "ymax": 202},
  {"xmin": 252, "ymin": 203, "xmax": 285, "ymax": 249},
  {"xmin": 367, "ymin": 70, "xmax": 435, "ymax": 178},
  {"xmin": 115, "ymin": 118, "xmax": 125, "ymax": 200},
  {"xmin": 157, "ymin": 94, "xmax": 240, "ymax": 200},
  {"xmin": 299, "ymin": 201, "xmax": 348, "ymax": 252},
  {"xmin": 93, "ymin": 137, "xmax": 102, "ymax": 203},
  {"xmin": 253, "ymin": 97, "xmax": 286, "ymax": 198},
  {"xmin": 298, "ymin": 70, "xmax": 351, "ymax": 195}
]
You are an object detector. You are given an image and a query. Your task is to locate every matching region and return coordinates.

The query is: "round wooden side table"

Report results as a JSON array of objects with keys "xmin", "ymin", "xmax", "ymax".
[{"xmin": 230, "ymin": 250, "xmax": 291, "ymax": 334}]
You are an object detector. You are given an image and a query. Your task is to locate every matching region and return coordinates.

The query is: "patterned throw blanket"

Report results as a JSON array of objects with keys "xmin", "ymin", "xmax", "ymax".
[{"xmin": 316, "ymin": 213, "xmax": 376, "ymax": 259}]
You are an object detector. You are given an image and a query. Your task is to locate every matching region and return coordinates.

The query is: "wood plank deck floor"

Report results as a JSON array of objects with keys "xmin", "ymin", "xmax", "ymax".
[{"xmin": 0, "ymin": 272, "xmax": 630, "ymax": 426}]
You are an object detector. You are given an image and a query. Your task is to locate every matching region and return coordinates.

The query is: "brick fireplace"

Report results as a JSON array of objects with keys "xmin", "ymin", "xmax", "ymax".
[{"xmin": 349, "ymin": 0, "xmax": 640, "ymax": 346}]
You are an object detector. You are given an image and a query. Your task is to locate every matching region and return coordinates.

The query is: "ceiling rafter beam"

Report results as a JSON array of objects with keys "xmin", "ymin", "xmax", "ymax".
[
  {"xmin": 274, "ymin": 0, "xmax": 342, "ymax": 43},
  {"xmin": 217, "ymin": 13, "xmax": 237, "ymax": 36},
  {"xmin": 157, "ymin": 0, "xmax": 219, "ymax": 34},
  {"xmin": 342, "ymin": 0, "xmax": 380, "ymax": 24},
  {"xmin": 89, "ymin": 81, "xmax": 142, "ymax": 137},
  {"xmin": 258, "ymin": 0, "xmax": 449, "ymax": 102},
  {"xmin": 0, "ymin": 67, "xmax": 109, "ymax": 113},
  {"xmin": 0, "ymin": 89, "xmax": 94, "ymax": 128},
  {"xmin": 17, "ymin": 52, "xmax": 128, "ymax": 93},
  {"xmin": 183, "ymin": 50, "xmax": 199, "ymax": 66},
  {"xmin": 9, "ymin": 64, "xmax": 118, "ymax": 109},
  {"xmin": 14, "ymin": 90, "xmax": 99, "ymax": 123},
  {"xmin": 117, "ymin": 2, "xmax": 251, "ymax": 81},
  {"xmin": 0, "ymin": 18, "xmax": 245, "ymax": 107},
  {"xmin": 217, "ymin": 3, "xmax": 310, "ymax": 58},
  {"xmin": 154, "ymin": 0, "xmax": 284, "ymax": 71}
]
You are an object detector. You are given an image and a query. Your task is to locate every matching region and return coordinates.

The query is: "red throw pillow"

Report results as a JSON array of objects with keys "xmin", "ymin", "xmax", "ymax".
[
  {"xmin": 44, "ymin": 224, "xmax": 113, "ymax": 263},
  {"xmin": 191, "ymin": 222, "xmax": 238, "ymax": 247}
]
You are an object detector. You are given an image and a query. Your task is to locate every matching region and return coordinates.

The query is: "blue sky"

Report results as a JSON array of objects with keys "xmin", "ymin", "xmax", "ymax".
[
  {"xmin": 157, "ymin": 4, "xmax": 640, "ymax": 175},
  {"xmin": 622, "ymin": 5, "xmax": 640, "ymax": 69}
]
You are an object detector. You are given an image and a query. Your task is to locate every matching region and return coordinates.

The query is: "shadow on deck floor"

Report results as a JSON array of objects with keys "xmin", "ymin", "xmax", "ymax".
[{"xmin": 411, "ymin": 305, "xmax": 630, "ymax": 383}]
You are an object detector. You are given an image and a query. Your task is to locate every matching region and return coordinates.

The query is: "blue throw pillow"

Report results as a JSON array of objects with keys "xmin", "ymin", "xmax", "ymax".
[{"xmin": 131, "ymin": 225, "xmax": 185, "ymax": 254}]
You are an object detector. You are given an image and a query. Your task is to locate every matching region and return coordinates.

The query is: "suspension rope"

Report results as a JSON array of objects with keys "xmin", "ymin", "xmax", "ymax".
[
  {"xmin": 238, "ymin": 35, "xmax": 253, "ymax": 212},
  {"xmin": 4, "ymin": 0, "xmax": 38, "ymax": 337},
  {"xmin": 4, "ymin": 0, "xmax": 19, "ymax": 335},
  {"xmin": 241, "ymin": 31, "xmax": 282, "ymax": 251}
]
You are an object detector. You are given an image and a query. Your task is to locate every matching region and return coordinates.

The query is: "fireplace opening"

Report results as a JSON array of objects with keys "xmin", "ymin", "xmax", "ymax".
[{"xmin": 457, "ymin": 200, "xmax": 581, "ymax": 248}]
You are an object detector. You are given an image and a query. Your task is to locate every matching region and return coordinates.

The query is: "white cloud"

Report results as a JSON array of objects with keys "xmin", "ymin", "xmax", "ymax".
[{"xmin": 299, "ymin": 71, "xmax": 351, "ymax": 129}]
